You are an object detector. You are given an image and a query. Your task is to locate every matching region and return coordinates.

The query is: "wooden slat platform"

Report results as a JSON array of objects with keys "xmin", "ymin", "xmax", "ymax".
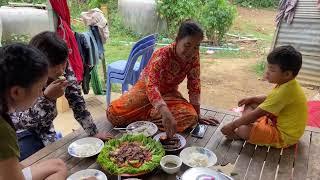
[{"xmin": 22, "ymin": 100, "xmax": 320, "ymax": 180}]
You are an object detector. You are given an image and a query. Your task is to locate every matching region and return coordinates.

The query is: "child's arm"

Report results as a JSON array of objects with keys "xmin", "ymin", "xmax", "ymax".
[
  {"xmin": 221, "ymin": 107, "xmax": 267, "ymax": 135},
  {"xmin": 233, "ymin": 107, "xmax": 266, "ymax": 127},
  {"xmin": 238, "ymin": 96, "xmax": 267, "ymax": 106}
]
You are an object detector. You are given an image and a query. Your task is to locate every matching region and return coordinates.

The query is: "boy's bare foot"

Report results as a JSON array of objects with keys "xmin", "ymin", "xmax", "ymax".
[{"xmin": 225, "ymin": 132, "xmax": 242, "ymax": 140}]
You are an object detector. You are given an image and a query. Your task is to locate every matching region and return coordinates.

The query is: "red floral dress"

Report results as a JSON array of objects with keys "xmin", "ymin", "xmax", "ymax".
[{"xmin": 107, "ymin": 43, "xmax": 199, "ymax": 132}]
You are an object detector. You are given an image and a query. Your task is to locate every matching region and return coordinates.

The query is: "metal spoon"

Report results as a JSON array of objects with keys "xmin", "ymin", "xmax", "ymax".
[{"xmin": 113, "ymin": 126, "xmax": 136, "ymax": 131}]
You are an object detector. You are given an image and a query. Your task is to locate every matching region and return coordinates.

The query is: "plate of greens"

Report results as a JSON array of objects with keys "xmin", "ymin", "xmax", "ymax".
[{"xmin": 97, "ymin": 134, "xmax": 165, "ymax": 176}]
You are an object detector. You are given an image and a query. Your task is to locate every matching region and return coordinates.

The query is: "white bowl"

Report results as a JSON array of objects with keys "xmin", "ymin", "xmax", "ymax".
[
  {"xmin": 160, "ymin": 155, "xmax": 182, "ymax": 174},
  {"xmin": 67, "ymin": 169, "xmax": 107, "ymax": 180},
  {"xmin": 180, "ymin": 146, "xmax": 217, "ymax": 168}
]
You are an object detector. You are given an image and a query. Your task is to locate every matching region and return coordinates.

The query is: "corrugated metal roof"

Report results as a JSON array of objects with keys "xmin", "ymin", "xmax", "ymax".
[{"xmin": 273, "ymin": 0, "xmax": 320, "ymax": 86}]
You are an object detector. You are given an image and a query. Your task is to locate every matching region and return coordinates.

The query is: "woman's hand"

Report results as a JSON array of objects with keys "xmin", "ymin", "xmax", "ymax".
[
  {"xmin": 198, "ymin": 115, "xmax": 220, "ymax": 126},
  {"xmin": 159, "ymin": 105, "xmax": 177, "ymax": 138},
  {"xmin": 93, "ymin": 132, "xmax": 114, "ymax": 141}
]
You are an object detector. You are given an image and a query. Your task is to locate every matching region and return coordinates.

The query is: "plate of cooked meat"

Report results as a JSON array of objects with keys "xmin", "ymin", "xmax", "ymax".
[
  {"xmin": 97, "ymin": 134, "xmax": 165, "ymax": 176},
  {"xmin": 153, "ymin": 132, "xmax": 186, "ymax": 152}
]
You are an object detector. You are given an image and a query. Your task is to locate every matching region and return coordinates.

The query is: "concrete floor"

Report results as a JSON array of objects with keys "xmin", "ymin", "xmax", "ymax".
[{"xmin": 53, "ymin": 92, "xmax": 122, "ymax": 137}]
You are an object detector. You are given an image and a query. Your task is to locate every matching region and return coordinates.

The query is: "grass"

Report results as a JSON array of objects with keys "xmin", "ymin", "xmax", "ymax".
[
  {"xmin": 253, "ymin": 59, "xmax": 266, "ymax": 77},
  {"xmin": 201, "ymin": 49, "xmax": 257, "ymax": 59}
]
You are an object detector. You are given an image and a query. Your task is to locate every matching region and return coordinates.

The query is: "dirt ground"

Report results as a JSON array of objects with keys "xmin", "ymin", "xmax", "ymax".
[{"xmin": 233, "ymin": 7, "xmax": 277, "ymax": 36}]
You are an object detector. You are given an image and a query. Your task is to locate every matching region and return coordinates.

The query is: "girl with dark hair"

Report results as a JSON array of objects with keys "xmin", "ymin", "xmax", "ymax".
[
  {"xmin": 10, "ymin": 31, "xmax": 111, "ymax": 160},
  {"xmin": 107, "ymin": 20, "xmax": 219, "ymax": 138},
  {"xmin": 0, "ymin": 43, "xmax": 67, "ymax": 180}
]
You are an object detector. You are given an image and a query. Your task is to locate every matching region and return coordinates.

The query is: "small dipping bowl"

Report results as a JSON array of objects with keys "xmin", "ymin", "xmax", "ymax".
[{"xmin": 160, "ymin": 155, "xmax": 182, "ymax": 174}]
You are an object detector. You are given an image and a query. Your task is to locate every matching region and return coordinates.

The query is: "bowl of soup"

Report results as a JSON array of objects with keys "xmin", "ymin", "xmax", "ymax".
[{"xmin": 160, "ymin": 155, "xmax": 182, "ymax": 174}]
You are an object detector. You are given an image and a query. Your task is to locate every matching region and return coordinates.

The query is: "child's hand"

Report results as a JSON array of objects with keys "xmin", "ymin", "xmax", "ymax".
[
  {"xmin": 221, "ymin": 122, "xmax": 237, "ymax": 136},
  {"xmin": 238, "ymin": 97, "xmax": 253, "ymax": 107},
  {"xmin": 44, "ymin": 79, "xmax": 69, "ymax": 101}
]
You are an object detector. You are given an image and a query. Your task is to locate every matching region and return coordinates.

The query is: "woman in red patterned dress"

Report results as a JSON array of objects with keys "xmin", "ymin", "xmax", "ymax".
[{"xmin": 107, "ymin": 20, "xmax": 218, "ymax": 138}]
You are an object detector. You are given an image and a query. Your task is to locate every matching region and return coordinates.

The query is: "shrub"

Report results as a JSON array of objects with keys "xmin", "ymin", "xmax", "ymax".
[
  {"xmin": 156, "ymin": 0, "xmax": 203, "ymax": 37},
  {"xmin": 200, "ymin": 0, "xmax": 236, "ymax": 45}
]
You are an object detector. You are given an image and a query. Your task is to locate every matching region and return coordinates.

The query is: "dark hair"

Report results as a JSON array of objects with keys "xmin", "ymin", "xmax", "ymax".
[
  {"xmin": 0, "ymin": 43, "xmax": 48, "ymax": 128},
  {"xmin": 267, "ymin": 45, "xmax": 302, "ymax": 76},
  {"xmin": 176, "ymin": 20, "xmax": 204, "ymax": 41},
  {"xmin": 30, "ymin": 31, "xmax": 68, "ymax": 66}
]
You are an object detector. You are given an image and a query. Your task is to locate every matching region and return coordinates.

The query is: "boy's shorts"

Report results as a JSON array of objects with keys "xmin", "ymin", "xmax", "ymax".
[{"xmin": 248, "ymin": 116, "xmax": 286, "ymax": 148}]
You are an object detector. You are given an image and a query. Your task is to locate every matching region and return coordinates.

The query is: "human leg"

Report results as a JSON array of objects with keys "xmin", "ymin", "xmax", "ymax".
[
  {"xmin": 240, "ymin": 116, "xmax": 284, "ymax": 147},
  {"xmin": 106, "ymin": 80, "xmax": 152, "ymax": 127}
]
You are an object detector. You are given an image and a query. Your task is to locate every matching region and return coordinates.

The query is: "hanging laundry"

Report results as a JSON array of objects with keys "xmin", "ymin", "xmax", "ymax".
[
  {"xmin": 75, "ymin": 32, "xmax": 92, "ymax": 94},
  {"xmin": 90, "ymin": 26, "xmax": 104, "ymax": 59},
  {"xmin": 83, "ymin": 30, "xmax": 100, "ymax": 66},
  {"xmin": 275, "ymin": 0, "xmax": 298, "ymax": 26},
  {"xmin": 75, "ymin": 28, "xmax": 103, "ymax": 94},
  {"xmin": 81, "ymin": 8, "xmax": 109, "ymax": 44},
  {"xmin": 49, "ymin": 0, "xmax": 84, "ymax": 82}
]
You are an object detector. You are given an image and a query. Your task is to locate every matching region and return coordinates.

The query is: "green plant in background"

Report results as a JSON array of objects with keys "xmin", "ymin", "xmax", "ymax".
[
  {"xmin": 234, "ymin": 0, "xmax": 279, "ymax": 8},
  {"xmin": 200, "ymin": 0, "xmax": 236, "ymax": 45},
  {"xmin": 156, "ymin": 0, "xmax": 203, "ymax": 37},
  {"xmin": 0, "ymin": 0, "xmax": 47, "ymax": 6},
  {"xmin": 253, "ymin": 59, "xmax": 266, "ymax": 76},
  {"xmin": 2, "ymin": 33, "xmax": 31, "ymax": 44}
]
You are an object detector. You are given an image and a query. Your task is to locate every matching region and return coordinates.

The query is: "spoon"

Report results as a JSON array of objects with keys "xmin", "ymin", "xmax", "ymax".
[{"xmin": 113, "ymin": 126, "xmax": 136, "ymax": 130}]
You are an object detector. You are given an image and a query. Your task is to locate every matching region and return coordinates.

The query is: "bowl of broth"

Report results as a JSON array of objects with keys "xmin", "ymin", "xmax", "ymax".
[{"xmin": 160, "ymin": 155, "xmax": 182, "ymax": 174}]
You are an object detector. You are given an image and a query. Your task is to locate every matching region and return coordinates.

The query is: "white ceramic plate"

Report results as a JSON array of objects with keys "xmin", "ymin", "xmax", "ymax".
[
  {"xmin": 126, "ymin": 121, "xmax": 158, "ymax": 137},
  {"xmin": 68, "ymin": 137, "xmax": 104, "ymax": 158},
  {"xmin": 67, "ymin": 169, "xmax": 107, "ymax": 180},
  {"xmin": 180, "ymin": 146, "xmax": 217, "ymax": 168},
  {"xmin": 181, "ymin": 167, "xmax": 233, "ymax": 180},
  {"xmin": 153, "ymin": 132, "xmax": 186, "ymax": 151}
]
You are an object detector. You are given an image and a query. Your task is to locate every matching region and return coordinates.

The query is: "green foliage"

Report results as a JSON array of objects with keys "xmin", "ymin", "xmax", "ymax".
[
  {"xmin": 2, "ymin": 34, "xmax": 31, "ymax": 44},
  {"xmin": 156, "ymin": 0, "xmax": 203, "ymax": 37},
  {"xmin": 156, "ymin": 0, "xmax": 236, "ymax": 44},
  {"xmin": 88, "ymin": 0, "xmax": 117, "ymax": 15},
  {"xmin": 234, "ymin": 0, "xmax": 279, "ymax": 8},
  {"xmin": 68, "ymin": 0, "xmax": 88, "ymax": 19},
  {"xmin": 88, "ymin": 0, "xmax": 107, "ymax": 8},
  {"xmin": 200, "ymin": 0, "xmax": 236, "ymax": 45},
  {"xmin": 0, "ymin": 0, "xmax": 47, "ymax": 6},
  {"xmin": 253, "ymin": 59, "xmax": 266, "ymax": 76}
]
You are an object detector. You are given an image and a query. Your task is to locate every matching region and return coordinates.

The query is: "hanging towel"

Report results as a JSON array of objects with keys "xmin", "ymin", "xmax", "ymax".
[
  {"xmin": 275, "ymin": 0, "xmax": 298, "ymax": 26},
  {"xmin": 81, "ymin": 8, "xmax": 109, "ymax": 43}
]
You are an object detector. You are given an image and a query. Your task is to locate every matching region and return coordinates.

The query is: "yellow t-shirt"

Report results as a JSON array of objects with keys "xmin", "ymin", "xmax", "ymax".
[
  {"xmin": 0, "ymin": 116, "xmax": 20, "ymax": 160},
  {"xmin": 259, "ymin": 79, "xmax": 307, "ymax": 146}
]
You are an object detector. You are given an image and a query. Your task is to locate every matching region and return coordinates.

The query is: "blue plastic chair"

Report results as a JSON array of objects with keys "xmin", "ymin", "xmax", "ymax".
[
  {"xmin": 108, "ymin": 39, "xmax": 156, "ymax": 79},
  {"xmin": 131, "ymin": 43, "xmax": 155, "ymax": 84},
  {"xmin": 108, "ymin": 34, "xmax": 156, "ymax": 77},
  {"xmin": 106, "ymin": 44, "xmax": 155, "ymax": 105}
]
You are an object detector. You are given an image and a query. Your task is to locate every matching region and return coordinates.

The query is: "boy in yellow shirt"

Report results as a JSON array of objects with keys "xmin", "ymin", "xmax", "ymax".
[{"xmin": 221, "ymin": 46, "xmax": 307, "ymax": 148}]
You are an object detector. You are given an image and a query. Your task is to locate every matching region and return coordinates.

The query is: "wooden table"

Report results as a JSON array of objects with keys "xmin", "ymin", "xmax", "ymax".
[{"xmin": 22, "ymin": 107, "xmax": 320, "ymax": 180}]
